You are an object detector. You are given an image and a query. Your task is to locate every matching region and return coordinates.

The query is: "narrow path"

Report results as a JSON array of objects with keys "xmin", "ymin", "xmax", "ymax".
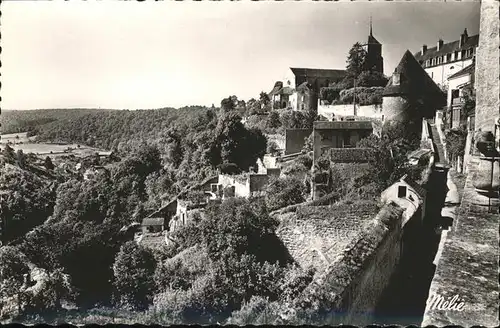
[{"xmin": 373, "ymin": 165, "xmax": 455, "ymax": 325}]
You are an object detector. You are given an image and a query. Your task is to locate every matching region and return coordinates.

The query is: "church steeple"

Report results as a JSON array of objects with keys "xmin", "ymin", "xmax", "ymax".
[{"xmin": 369, "ymin": 16, "xmax": 373, "ymax": 37}]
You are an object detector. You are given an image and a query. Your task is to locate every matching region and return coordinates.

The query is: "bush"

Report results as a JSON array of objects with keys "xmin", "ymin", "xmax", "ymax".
[
  {"xmin": 355, "ymin": 71, "xmax": 389, "ymax": 88},
  {"xmin": 267, "ymin": 141, "xmax": 280, "ymax": 156},
  {"xmin": 337, "ymin": 86, "xmax": 384, "ymax": 105}
]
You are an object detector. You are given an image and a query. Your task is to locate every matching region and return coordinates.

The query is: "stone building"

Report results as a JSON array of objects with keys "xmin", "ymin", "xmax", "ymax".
[
  {"xmin": 381, "ymin": 175, "xmax": 427, "ymax": 223},
  {"xmin": 311, "ymin": 120, "xmax": 374, "ymax": 200},
  {"xmin": 382, "ymin": 50, "xmax": 446, "ymax": 123},
  {"xmin": 414, "ymin": 28, "xmax": 479, "ymax": 88}
]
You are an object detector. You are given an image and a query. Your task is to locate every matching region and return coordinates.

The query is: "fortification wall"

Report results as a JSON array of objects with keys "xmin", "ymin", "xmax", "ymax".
[
  {"xmin": 318, "ymin": 103, "xmax": 383, "ymax": 120},
  {"xmin": 294, "ymin": 203, "xmax": 409, "ymax": 325}
]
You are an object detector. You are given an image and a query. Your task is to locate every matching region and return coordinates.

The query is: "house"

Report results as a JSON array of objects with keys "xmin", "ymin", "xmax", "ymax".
[
  {"xmin": 381, "ymin": 175, "xmax": 427, "ymax": 223},
  {"xmin": 382, "ymin": 50, "xmax": 446, "ymax": 123},
  {"xmin": 141, "ymin": 217, "xmax": 165, "ymax": 233},
  {"xmin": 312, "ymin": 120, "xmax": 374, "ymax": 161},
  {"xmin": 414, "ymin": 28, "xmax": 479, "ymax": 89},
  {"xmin": 311, "ymin": 120, "xmax": 374, "ymax": 200},
  {"xmin": 217, "ymin": 171, "xmax": 273, "ymax": 199},
  {"xmin": 83, "ymin": 166, "xmax": 108, "ymax": 180},
  {"xmin": 446, "ymin": 62, "xmax": 475, "ymax": 129}
]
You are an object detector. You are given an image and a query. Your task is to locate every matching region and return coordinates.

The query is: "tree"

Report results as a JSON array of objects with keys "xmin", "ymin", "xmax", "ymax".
[
  {"xmin": 346, "ymin": 42, "xmax": 367, "ymax": 78},
  {"xmin": 266, "ymin": 111, "xmax": 281, "ymax": 129},
  {"xmin": 0, "ymin": 247, "xmax": 30, "ymax": 314},
  {"xmin": 44, "ymin": 156, "xmax": 55, "ymax": 170},
  {"xmin": 221, "ymin": 96, "xmax": 236, "ymax": 112},
  {"xmin": 2, "ymin": 144, "xmax": 16, "ymax": 164},
  {"xmin": 208, "ymin": 112, "xmax": 267, "ymax": 171},
  {"xmin": 265, "ymin": 177, "xmax": 305, "ymax": 211},
  {"xmin": 319, "ymin": 87, "xmax": 340, "ymax": 104},
  {"xmin": 16, "ymin": 149, "xmax": 26, "ymax": 168},
  {"xmin": 259, "ymin": 92, "xmax": 270, "ymax": 107},
  {"xmin": 113, "ymin": 241, "xmax": 156, "ymax": 310}
]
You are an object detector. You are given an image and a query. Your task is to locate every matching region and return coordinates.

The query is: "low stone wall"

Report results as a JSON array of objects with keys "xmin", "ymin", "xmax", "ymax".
[
  {"xmin": 293, "ymin": 202, "xmax": 405, "ymax": 325},
  {"xmin": 318, "ymin": 103, "xmax": 383, "ymax": 121},
  {"xmin": 327, "ymin": 148, "xmax": 374, "ymax": 163}
]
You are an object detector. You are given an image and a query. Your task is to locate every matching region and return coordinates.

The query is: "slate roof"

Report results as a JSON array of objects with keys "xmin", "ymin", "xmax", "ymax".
[
  {"xmin": 290, "ymin": 67, "xmax": 347, "ymax": 81},
  {"xmin": 414, "ymin": 34, "xmax": 479, "ymax": 62},
  {"xmin": 383, "ymin": 50, "xmax": 446, "ymax": 107},
  {"xmin": 448, "ymin": 62, "xmax": 475, "ymax": 80},
  {"xmin": 269, "ymin": 81, "xmax": 284, "ymax": 96},
  {"xmin": 368, "ymin": 34, "xmax": 381, "ymax": 45},
  {"xmin": 141, "ymin": 217, "xmax": 165, "ymax": 226}
]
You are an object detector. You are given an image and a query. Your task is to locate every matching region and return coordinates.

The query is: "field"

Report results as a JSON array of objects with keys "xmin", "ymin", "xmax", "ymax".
[{"xmin": 1, "ymin": 132, "xmax": 111, "ymax": 157}]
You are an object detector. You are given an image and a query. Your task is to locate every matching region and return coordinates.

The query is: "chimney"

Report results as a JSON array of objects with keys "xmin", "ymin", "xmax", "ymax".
[
  {"xmin": 459, "ymin": 28, "xmax": 468, "ymax": 48},
  {"xmin": 422, "ymin": 44, "xmax": 427, "ymax": 55},
  {"xmin": 437, "ymin": 39, "xmax": 444, "ymax": 51}
]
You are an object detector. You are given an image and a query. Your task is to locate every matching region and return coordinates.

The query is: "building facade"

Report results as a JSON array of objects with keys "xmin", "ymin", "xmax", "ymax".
[
  {"xmin": 446, "ymin": 63, "xmax": 475, "ymax": 129},
  {"xmin": 414, "ymin": 29, "xmax": 479, "ymax": 89}
]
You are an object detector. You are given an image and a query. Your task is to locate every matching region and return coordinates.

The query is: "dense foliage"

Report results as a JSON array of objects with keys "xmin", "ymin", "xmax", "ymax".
[
  {"xmin": 1, "ymin": 109, "xmax": 109, "ymax": 135},
  {"xmin": 265, "ymin": 177, "xmax": 306, "ymax": 211},
  {"xmin": 0, "ymin": 164, "xmax": 56, "ymax": 243}
]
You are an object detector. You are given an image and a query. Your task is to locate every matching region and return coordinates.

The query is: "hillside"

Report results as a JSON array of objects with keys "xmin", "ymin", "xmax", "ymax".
[{"xmin": 1, "ymin": 109, "xmax": 113, "ymax": 135}]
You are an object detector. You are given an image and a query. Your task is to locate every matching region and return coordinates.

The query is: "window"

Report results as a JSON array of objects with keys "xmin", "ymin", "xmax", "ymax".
[
  {"xmin": 467, "ymin": 48, "xmax": 473, "ymax": 58},
  {"xmin": 438, "ymin": 57, "xmax": 442, "ymax": 64},
  {"xmin": 461, "ymin": 50, "xmax": 466, "ymax": 59},
  {"xmin": 454, "ymin": 51, "xmax": 459, "ymax": 60},
  {"xmin": 393, "ymin": 73, "xmax": 401, "ymax": 86},
  {"xmin": 431, "ymin": 58, "xmax": 436, "ymax": 65},
  {"xmin": 425, "ymin": 60, "xmax": 430, "ymax": 67},
  {"xmin": 398, "ymin": 185, "xmax": 407, "ymax": 198},
  {"xmin": 446, "ymin": 53, "xmax": 452, "ymax": 62}
]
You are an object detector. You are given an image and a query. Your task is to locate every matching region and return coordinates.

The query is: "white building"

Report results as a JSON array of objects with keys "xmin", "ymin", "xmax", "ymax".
[
  {"xmin": 446, "ymin": 63, "xmax": 475, "ymax": 129},
  {"xmin": 414, "ymin": 29, "xmax": 478, "ymax": 89}
]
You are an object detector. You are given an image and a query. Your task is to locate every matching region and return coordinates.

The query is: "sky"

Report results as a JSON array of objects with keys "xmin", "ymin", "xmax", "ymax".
[{"xmin": 2, "ymin": 1, "xmax": 480, "ymax": 110}]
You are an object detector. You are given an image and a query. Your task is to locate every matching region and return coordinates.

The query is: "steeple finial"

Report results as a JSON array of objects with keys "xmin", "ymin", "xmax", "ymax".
[{"xmin": 369, "ymin": 16, "xmax": 373, "ymax": 36}]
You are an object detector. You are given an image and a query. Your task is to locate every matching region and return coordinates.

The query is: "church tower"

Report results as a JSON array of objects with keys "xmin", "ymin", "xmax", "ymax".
[{"xmin": 364, "ymin": 17, "xmax": 384, "ymax": 74}]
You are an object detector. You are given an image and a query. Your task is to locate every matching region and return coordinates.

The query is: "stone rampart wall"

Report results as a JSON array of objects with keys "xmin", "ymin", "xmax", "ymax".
[{"xmin": 293, "ymin": 203, "xmax": 409, "ymax": 325}]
